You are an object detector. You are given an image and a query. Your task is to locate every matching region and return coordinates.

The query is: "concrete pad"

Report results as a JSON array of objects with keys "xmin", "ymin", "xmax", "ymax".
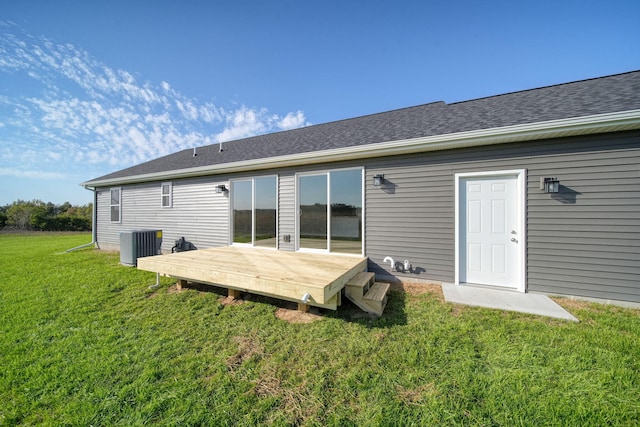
[{"xmin": 442, "ymin": 284, "xmax": 578, "ymax": 321}]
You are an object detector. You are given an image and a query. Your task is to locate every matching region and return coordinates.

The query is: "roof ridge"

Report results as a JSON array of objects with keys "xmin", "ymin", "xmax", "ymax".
[
  {"xmin": 448, "ymin": 69, "xmax": 640, "ymax": 106},
  {"xmin": 214, "ymin": 70, "xmax": 640, "ymax": 149}
]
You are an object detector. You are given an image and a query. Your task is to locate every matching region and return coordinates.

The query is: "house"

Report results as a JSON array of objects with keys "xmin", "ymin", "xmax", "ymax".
[{"xmin": 82, "ymin": 70, "xmax": 640, "ymax": 306}]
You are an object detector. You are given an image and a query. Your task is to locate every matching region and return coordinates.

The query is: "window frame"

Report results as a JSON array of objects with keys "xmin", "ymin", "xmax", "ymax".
[
  {"xmin": 161, "ymin": 182, "xmax": 172, "ymax": 208},
  {"xmin": 109, "ymin": 187, "xmax": 121, "ymax": 223}
]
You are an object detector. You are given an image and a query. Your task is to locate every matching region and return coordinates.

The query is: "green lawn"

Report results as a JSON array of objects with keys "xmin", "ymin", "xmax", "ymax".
[{"xmin": 1, "ymin": 233, "xmax": 638, "ymax": 426}]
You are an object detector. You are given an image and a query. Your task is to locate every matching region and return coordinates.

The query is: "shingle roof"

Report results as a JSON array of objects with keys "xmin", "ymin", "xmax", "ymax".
[{"xmin": 85, "ymin": 70, "xmax": 640, "ymax": 185}]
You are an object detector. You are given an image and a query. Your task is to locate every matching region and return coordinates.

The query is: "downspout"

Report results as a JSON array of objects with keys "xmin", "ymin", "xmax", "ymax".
[{"xmin": 65, "ymin": 186, "xmax": 98, "ymax": 252}]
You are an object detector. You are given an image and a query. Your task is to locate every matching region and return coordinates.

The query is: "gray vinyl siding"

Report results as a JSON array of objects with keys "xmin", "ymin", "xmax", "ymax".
[
  {"xmin": 278, "ymin": 172, "xmax": 296, "ymax": 251},
  {"xmin": 365, "ymin": 165, "xmax": 454, "ymax": 283},
  {"xmin": 364, "ymin": 130, "xmax": 640, "ymax": 303},
  {"xmin": 524, "ymin": 135, "xmax": 640, "ymax": 303},
  {"xmin": 96, "ymin": 130, "xmax": 640, "ymax": 303},
  {"xmin": 95, "ymin": 189, "xmax": 117, "ymax": 249},
  {"xmin": 96, "ymin": 176, "xmax": 230, "ymax": 252}
]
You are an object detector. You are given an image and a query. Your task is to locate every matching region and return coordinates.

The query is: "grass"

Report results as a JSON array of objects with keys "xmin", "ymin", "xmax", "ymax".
[{"xmin": 1, "ymin": 233, "xmax": 639, "ymax": 426}]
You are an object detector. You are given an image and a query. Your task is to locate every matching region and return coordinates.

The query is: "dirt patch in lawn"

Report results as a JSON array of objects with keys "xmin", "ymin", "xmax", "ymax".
[
  {"xmin": 397, "ymin": 383, "xmax": 438, "ymax": 405},
  {"xmin": 551, "ymin": 297, "xmax": 593, "ymax": 312},
  {"xmin": 390, "ymin": 281, "xmax": 444, "ymax": 301},
  {"xmin": 275, "ymin": 306, "xmax": 325, "ymax": 324},
  {"xmin": 448, "ymin": 303, "xmax": 468, "ymax": 317},
  {"xmin": 226, "ymin": 333, "xmax": 264, "ymax": 372},
  {"xmin": 167, "ymin": 284, "xmax": 185, "ymax": 294},
  {"xmin": 219, "ymin": 295, "xmax": 245, "ymax": 306}
]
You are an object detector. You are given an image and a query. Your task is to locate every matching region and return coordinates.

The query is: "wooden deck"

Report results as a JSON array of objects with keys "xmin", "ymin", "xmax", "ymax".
[{"xmin": 136, "ymin": 246, "xmax": 368, "ymax": 309}]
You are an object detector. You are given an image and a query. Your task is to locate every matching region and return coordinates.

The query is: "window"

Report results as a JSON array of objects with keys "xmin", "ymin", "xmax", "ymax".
[
  {"xmin": 231, "ymin": 176, "xmax": 277, "ymax": 248},
  {"xmin": 110, "ymin": 188, "xmax": 121, "ymax": 223},
  {"xmin": 161, "ymin": 182, "xmax": 172, "ymax": 207},
  {"xmin": 297, "ymin": 168, "xmax": 363, "ymax": 255}
]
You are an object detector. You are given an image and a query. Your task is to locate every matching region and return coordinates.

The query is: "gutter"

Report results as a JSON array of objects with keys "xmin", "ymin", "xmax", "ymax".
[
  {"xmin": 82, "ymin": 109, "xmax": 640, "ymax": 188},
  {"xmin": 65, "ymin": 186, "xmax": 98, "ymax": 252}
]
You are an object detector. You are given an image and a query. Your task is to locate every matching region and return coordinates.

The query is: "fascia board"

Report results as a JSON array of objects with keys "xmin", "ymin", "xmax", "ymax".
[{"xmin": 82, "ymin": 109, "xmax": 640, "ymax": 188}]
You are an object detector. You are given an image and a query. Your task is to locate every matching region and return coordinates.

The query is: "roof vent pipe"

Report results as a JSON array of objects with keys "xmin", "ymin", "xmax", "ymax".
[
  {"xmin": 193, "ymin": 147, "xmax": 197, "ymax": 157},
  {"xmin": 219, "ymin": 141, "xmax": 224, "ymax": 152}
]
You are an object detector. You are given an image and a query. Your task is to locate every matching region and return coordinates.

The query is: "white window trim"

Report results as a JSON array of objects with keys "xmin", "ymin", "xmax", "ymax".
[
  {"xmin": 454, "ymin": 169, "xmax": 527, "ymax": 292},
  {"xmin": 109, "ymin": 187, "xmax": 122, "ymax": 223},
  {"xmin": 161, "ymin": 182, "xmax": 172, "ymax": 208},
  {"xmin": 229, "ymin": 175, "xmax": 279, "ymax": 249},
  {"xmin": 295, "ymin": 167, "xmax": 365, "ymax": 257}
]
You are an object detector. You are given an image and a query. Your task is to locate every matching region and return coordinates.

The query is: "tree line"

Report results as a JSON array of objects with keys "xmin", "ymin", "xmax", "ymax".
[{"xmin": 0, "ymin": 200, "xmax": 92, "ymax": 231}]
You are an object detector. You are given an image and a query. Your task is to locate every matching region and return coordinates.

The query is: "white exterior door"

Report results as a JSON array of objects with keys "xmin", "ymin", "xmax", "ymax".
[{"xmin": 458, "ymin": 173, "xmax": 523, "ymax": 289}]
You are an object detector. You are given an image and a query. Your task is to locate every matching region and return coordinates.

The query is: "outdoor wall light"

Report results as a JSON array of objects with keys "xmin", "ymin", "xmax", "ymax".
[
  {"xmin": 373, "ymin": 174, "xmax": 385, "ymax": 186},
  {"xmin": 215, "ymin": 184, "xmax": 228, "ymax": 194},
  {"xmin": 540, "ymin": 177, "xmax": 560, "ymax": 193}
]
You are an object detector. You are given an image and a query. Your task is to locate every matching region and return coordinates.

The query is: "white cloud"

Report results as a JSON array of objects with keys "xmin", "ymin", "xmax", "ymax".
[
  {"xmin": 176, "ymin": 99, "xmax": 200, "ymax": 121},
  {"xmin": 0, "ymin": 22, "xmax": 309, "ymax": 185},
  {"xmin": 278, "ymin": 111, "xmax": 309, "ymax": 130},
  {"xmin": 215, "ymin": 107, "xmax": 268, "ymax": 142}
]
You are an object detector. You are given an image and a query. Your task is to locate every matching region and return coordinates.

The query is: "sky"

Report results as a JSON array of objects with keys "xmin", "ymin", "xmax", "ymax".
[{"xmin": 1, "ymin": 0, "xmax": 639, "ymax": 206}]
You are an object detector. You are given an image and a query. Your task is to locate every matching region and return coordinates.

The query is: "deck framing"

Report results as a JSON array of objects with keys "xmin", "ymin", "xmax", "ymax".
[{"xmin": 136, "ymin": 246, "xmax": 368, "ymax": 309}]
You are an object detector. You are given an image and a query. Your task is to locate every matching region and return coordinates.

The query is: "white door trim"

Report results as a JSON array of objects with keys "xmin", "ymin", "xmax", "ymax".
[{"xmin": 454, "ymin": 169, "xmax": 527, "ymax": 292}]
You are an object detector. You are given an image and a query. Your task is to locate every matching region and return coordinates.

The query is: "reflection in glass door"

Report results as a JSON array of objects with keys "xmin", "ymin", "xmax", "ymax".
[
  {"xmin": 298, "ymin": 174, "xmax": 327, "ymax": 250},
  {"xmin": 254, "ymin": 177, "xmax": 277, "ymax": 247},
  {"xmin": 232, "ymin": 180, "xmax": 253, "ymax": 244},
  {"xmin": 330, "ymin": 169, "xmax": 362, "ymax": 254},
  {"xmin": 297, "ymin": 168, "xmax": 363, "ymax": 254},
  {"xmin": 231, "ymin": 177, "xmax": 277, "ymax": 248}
]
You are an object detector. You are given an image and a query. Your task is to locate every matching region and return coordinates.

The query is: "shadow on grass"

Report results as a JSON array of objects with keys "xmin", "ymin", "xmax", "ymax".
[
  {"xmin": 330, "ymin": 290, "xmax": 408, "ymax": 328},
  {"xmin": 156, "ymin": 280, "xmax": 409, "ymax": 328}
]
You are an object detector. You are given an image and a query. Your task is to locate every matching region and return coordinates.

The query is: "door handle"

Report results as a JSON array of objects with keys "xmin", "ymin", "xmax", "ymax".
[{"xmin": 511, "ymin": 238, "xmax": 517, "ymax": 242}]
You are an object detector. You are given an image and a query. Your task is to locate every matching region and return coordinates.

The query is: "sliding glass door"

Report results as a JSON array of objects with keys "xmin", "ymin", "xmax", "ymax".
[
  {"xmin": 231, "ymin": 176, "xmax": 277, "ymax": 248},
  {"xmin": 297, "ymin": 168, "xmax": 363, "ymax": 255}
]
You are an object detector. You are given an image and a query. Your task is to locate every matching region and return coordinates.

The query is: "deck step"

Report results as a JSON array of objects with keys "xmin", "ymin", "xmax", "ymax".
[
  {"xmin": 364, "ymin": 282, "xmax": 390, "ymax": 303},
  {"xmin": 363, "ymin": 282, "xmax": 390, "ymax": 315},
  {"xmin": 344, "ymin": 274, "xmax": 390, "ymax": 316},
  {"xmin": 344, "ymin": 272, "xmax": 375, "ymax": 299}
]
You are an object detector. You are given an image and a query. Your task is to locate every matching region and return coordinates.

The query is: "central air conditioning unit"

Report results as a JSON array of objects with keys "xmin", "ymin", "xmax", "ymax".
[{"xmin": 120, "ymin": 230, "xmax": 163, "ymax": 266}]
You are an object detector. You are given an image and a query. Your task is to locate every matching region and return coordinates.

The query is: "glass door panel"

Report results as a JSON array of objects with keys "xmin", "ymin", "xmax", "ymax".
[
  {"xmin": 330, "ymin": 169, "xmax": 363, "ymax": 254},
  {"xmin": 254, "ymin": 177, "xmax": 277, "ymax": 248},
  {"xmin": 232, "ymin": 180, "xmax": 252, "ymax": 244},
  {"xmin": 299, "ymin": 174, "xmax": 327, "ymax": 250}
]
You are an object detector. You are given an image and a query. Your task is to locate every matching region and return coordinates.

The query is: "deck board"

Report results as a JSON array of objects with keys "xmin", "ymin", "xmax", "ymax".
[{"xmin": 136, "ymin": 246, "xmax": 368, "ymax": 308}]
